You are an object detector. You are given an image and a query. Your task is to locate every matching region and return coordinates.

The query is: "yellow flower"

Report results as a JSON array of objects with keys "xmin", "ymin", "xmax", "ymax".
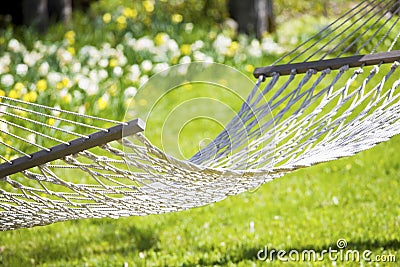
[
  {"xmin": 171, "ymin": 13, "xmax": 183, "ymax": 24},
  {"xmin": 143, "ymin": 1, "xmax": 154, "ymax": 12},
  {"xmin": 154, "ymin": 32, "xmax": 167, "ymax": 46},
  {"xmin": 67, "ymin": 47, "xmax": 75, "ymax": 56},
  {"xmin": 64, "ymin": 30, "xmax": 75, "ymax": 45},
  {"xmin": 180, "ymin": 44, "xmax": 191, "ymax": 56},
  {"xmin": 64, "ymin": 30, "xmax": 75, "ymax": 40},
  {"xmin": 14, "ymin": 82, "xmax": 24, "ymax": 92},
  {"xmin": 245, "ymin": 64, "xmax": 255, "ymax": 73},
  {"xmin": 97, "ymin": 96, "xmax": 108, "ymax": 110},
  {"xmin": 62, "ymin": 77, "xmax": 70, "ymax": 88},
  {"xmin": 62, "ymin": 93, "xmax": 72, "ymax": 104},
  {"xmin": 8, "ymin": 89, "xmax": 20, "ymax": 99},
  {"xmin": 116, "ymin": 16, "xmax": 127, "ymax": 30},
  {"xmin": 123, "ymin": 7, "xmax": 137, "ymax": 19},
  {"xmin": 108, "ymin": 84, "xmax": 118, "ymax": 96},
  {"xmin": 23, "ymin": 91, "xmax": 38, "ymax": 102},
  {"xmin": 36, "ymin": 79, "xmax": 47, "ymax": 92},
  {"xmin": 57, "ymin": 78, "xmax": 71, "ymax": 90},
  {"xmin": 117, "ymin": 15, "xmax": 126, "ymax": 25},
  {"xmin": 103, "ymin": 13, "xmax": 112, "ymax": 24},
  {"xmin": 47, "ymin": 118, "xmax": 56, "ymax": 126},
  {"xmin": 0, "ymin": 89, "xmax": 5, "ymax": 102},
  {"xmin": 227, "ymin": 41, "xmax": 239, "ymax": 56},
  {"xmin": 109, "ymin": 58, "xmax": 118, "ymax": 68}
]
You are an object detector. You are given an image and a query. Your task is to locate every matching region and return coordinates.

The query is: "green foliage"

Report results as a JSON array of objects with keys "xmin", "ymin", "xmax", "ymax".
[{"xmin": 0, "ymin": 1, "xmax": 399, "ymax": 266}]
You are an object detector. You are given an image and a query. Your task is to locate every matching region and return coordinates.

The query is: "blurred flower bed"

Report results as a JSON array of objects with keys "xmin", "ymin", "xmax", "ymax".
[{"xmin": 0, "ymin": 0, "xmax": 289, "ymax": 123}]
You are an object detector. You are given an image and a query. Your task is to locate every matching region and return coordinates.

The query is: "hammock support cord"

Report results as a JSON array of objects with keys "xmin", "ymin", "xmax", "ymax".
[{"xmin": 1, "ymin": 1, "xmax": 400, "ymax": 230}]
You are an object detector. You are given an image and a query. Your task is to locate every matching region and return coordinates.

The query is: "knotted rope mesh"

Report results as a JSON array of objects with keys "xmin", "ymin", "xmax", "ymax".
[{"xmin": 1, "ymin": 0, "xmax": 400, "ymax": 230}]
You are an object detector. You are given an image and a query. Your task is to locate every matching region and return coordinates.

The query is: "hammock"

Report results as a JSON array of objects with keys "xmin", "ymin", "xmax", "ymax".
[{"xmin": 1, "ymin": 0, "xmax": 399, "ymax": 230}]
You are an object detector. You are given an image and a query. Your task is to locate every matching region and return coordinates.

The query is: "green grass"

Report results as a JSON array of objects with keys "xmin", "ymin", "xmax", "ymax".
[
  {"xmin": 0, "ymin": 1, "xmax": 399, "ymax": 266},
  {"xmin": 1, "ymin": 134, "xmax": 399, "ymax": 266}
]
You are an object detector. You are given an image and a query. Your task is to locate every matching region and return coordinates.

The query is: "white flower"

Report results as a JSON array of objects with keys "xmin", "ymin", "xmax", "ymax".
[
  {"xmin": 26, "ymin": 134, "xmax": 36, "ymax": 143},
  {"xmin": 78, "ymin": 76, "xmax": 98, "ymax": 95},
  {"xmin": 185, "ymin": 23, "xmax": 194, "ymax": 33},
  {"xmin": 128, "ymin": 64, "xmax": 141, "ymax": 82},
  {"xmin": 124, "ymin": 86, "xmax": 137, "ymax": 97},
  {"xmin": 52, "ymin": 105, "xmax": 61, "ymax": 116},
  {"xmin": 113, "ymin": 66, "xmax": 123, "ymax": 77},
  {"xmin": 261, "ymin": 37, "xmax": 285, "ymax": 54},
  {"xmin": 1, "ymin": 74, "xmax": 14, "ymax": 87},
  {"xmin": 23, "ymin": 51, "xmax": 42, "ymax": 66},
  {"xmin": 16, "ymin": 64, "xmax": 28, "ymax": 76},
  {"xmin": 249, "ymin": 39, "xmax": 262, "ymax": 57},
  {"xmin": 177, "ymin": 64, "xmax": 189, "ymax": 75},
  {"xmin": 167, "ymin": 39, "xmax": 180, "ymax": 57},
  {"xmin": 135, "ymin": 37, "xmax": 155, "ymax": 51},
  {"xmin": 98, "ymin": 58, "xmax": 109, "ymax": 68},
  {"xmin": 89, "ymin": 69, "xmax": 100, "ymax": 82},
  {"xmin": 139, "ymin": 75, "xmax": 149, "ymax": 87},
  {"xmin": 179, "ymin": 56, "xmax": 191, "ymax": 64},
  {"xmin": 78, "ymin": 105, "xmax": 86, "ymax": 114},
  {"xmin": 0, "ymin": 53, "xmax": 11, "ymax": 73},
  {"xmin": 57, "ymin": 49, "xmax": 73, "ymax": 64},
  {"xmin": 191, "ymin": 40, "xmax": 204, "ymax": 51},
  {"xmin": 47, "ymin": 72, "xmax": 62, "ymax": 86},
  {"xmin": 213, "ymin": 34, "xmax": 232, "ymax": 55},
  {"xmin": 78, "ymin": 76, "xmax": 90, "ymax": 90},
  {"xmin": 98, "ymin": 69, "xmax": 108, "ymax": 80},
  {"xmin": 141, "ymin": 60, "xmax": 153, "ymax": 72},
  {"xmin": 72, "ymin": 62, "xmax": 81, "ymax": 73},
  {"xmin": 193, "ymin": 51, "xmax": 206, "ymax": 61},
  {"xmin": 0, "ymin": 121, "xmax": 8, "ymax": 132},
  {"xmin": 8, "ymin": 38, "xmax": 24, "ymax": 53},
  {"xmin": 38, "ymin": 62, "xmax": 49, "ymax": 76},
  {"xmin": 153, "ymin": 62, "xmax": 169, "ymax": 74}
]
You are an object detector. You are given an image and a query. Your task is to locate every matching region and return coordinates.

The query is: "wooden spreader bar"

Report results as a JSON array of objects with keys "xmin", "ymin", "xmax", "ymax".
[
  {"xmin": 0, "ymin": 118, "xmax": 145, "ymax": 178},
  {"xmin": 253, "ymin": 50, "xmax": 400, "ymax": 78}
]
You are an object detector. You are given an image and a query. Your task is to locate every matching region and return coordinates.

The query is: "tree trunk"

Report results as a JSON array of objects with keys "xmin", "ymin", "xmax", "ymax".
[
  {"xmin": 22, "ymin": 0, "xmax": 72, "ymax": 32},
  {"xmin": 22, "ymin": 0, "xmax": 49, "ymax": 33},
  {"xmin": 228, "ymin": 0, "xmax": 275, "ymax": 39}
]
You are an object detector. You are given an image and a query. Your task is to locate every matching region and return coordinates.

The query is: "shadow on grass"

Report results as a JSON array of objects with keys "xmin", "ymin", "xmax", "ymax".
[{"xmin": 1, "ymin": 219, "xmax": 159, "ymax": 266}]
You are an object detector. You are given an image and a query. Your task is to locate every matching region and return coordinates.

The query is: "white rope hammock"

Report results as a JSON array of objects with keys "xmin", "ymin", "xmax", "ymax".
[{"xmin": 1, "ymin": 0, "xmax": 400, "ymax": 230}]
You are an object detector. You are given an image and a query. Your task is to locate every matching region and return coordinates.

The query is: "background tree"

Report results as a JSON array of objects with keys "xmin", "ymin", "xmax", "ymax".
[{"xmin": 228, "ymin": 0, "xmax": 276, "ymax": 39}]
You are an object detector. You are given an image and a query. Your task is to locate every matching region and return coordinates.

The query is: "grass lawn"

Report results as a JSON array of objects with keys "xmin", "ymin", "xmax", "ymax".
[
  {"xmin": 0, "ymin": 1, "xmax": 399, "ymax": 266},
  {"xmin": 1, "ymin": 134, "xmax": 398, "ymax": 266}
]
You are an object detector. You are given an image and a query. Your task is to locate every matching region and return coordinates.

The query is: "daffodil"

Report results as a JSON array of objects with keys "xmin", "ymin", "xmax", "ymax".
[
  {"xmin": 180, "ymin": 44, "xmax": 191, "ymax": 56},
  {"xmin": 123, "ymin": 7, "xmax": 137, "ymax": 19},
  {"xmin": 143, "ymin": 1, "xmax": 154, "ymax": 13},
  {"xmin": 36, "ymin": 79, "xmax": 47, "ymax": 92},
  {"xmin": 102, "ymin": 13, "xmax": 111, "ymax": 24},
  {"xmin": 97, "ymin": 95, "xmax": 109, "ymax": 110},
  {"xmin": 47, "ymin": 118, "xmax": 56, "ymax": 126},
  {"xmin": 8, "ymin": 89, "xmax": 20, "ymax": 99},
  {"xmin": 116, "ymin": 16, "xmax": 127, "ymax": 30},
  {"xmin": 22, "ymin": 91, "xmax": 38, "ymax": 102},
  {"xmin": 171, "ymin": 13, "xmax": 183, "ymax": 24}
]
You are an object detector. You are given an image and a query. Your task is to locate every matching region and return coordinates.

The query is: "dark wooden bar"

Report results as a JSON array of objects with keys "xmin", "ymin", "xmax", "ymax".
[
  {"xmin": 0, "ymin": 118, "xmax": 145, "ymax": 178},
  {"xmin": 253, "ymin": 50, "xmax": 400, "ymax": 78}
]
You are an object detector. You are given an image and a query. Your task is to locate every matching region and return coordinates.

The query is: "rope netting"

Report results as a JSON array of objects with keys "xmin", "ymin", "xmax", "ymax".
[{"xmin": 1, "ymin": 0, "xmax": 400, "ymax": 230}]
